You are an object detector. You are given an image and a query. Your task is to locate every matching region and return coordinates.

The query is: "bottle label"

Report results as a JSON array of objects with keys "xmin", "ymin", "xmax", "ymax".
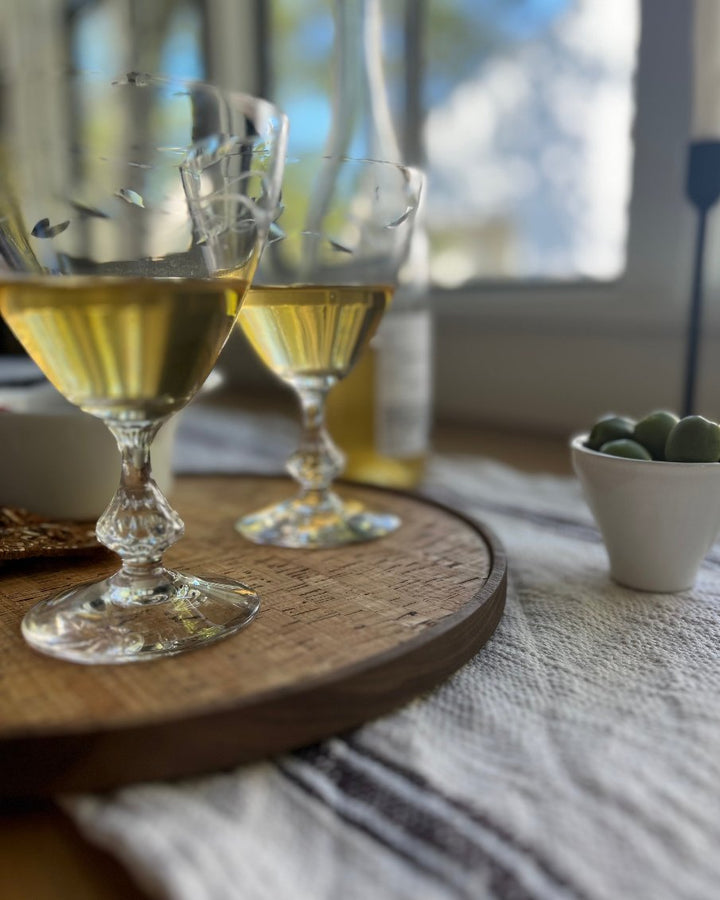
[{"xmin": 375, "ymin": 309, "xmax": 432, "ymax": 457}]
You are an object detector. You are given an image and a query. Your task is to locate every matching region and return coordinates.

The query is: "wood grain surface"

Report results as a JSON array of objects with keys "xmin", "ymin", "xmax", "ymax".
[{"xmin": 0, "ymin": 475, "xmax": 506, "ymax": 797}]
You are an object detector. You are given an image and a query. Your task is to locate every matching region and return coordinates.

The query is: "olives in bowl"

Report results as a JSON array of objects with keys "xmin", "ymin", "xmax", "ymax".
[
  {"xmin": 587, "ymin": 411, "xmax": 720, "ymax": 463},
  {"xmin": 571, "ymin": 410, "xmax": 720, "ymax": 592}
]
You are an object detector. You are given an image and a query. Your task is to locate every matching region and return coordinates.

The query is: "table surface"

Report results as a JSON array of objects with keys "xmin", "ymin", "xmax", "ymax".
[{"xmin": 0, "ymin": 408, "xmax": 571, "ymax": 900}]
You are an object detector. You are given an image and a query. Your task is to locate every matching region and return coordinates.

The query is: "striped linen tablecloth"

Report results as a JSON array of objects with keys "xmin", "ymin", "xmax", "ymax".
[{"xmin": 65, "ymin": 402, "xmax": 720, "ymax": 900}]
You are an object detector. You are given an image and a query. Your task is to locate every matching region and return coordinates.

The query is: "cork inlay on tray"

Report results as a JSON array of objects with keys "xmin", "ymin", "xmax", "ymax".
[{"xmin": 0, "ymin": 475, "xmax": 506, "ymax": 797}]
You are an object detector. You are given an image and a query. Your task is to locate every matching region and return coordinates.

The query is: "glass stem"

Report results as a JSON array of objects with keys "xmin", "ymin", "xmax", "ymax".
[
  {"xmin": 96, "ymin": 421, "xmax": 184, "ymax": 580},
  {"xmin": 286, "ymin": 384, "xmax": 345, "ymax": 503}
]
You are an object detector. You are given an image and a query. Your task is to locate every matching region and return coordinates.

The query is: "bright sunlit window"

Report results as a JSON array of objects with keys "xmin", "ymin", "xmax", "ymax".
[
  {"xmin": 424, "ymin": 0, "xmax": 640, "ymax": 285},
  {"xmin": 59, "ymin": 0, "xmax": 643, "ymax": 289},
  {"xmin": 268, "ymin": 0, "xmax": 640, "ymax": 288}
]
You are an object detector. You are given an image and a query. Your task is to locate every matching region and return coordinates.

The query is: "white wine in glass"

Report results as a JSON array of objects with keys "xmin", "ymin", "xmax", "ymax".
[
  {"xmin": 236, "ymin": 155, "xmax": 422, "ymax": 549},
  {"xmin": 240, "ymin": 284, "xmax": 392, "ymax": 384},
  {"xmin": 0, "ymin": 70, "xmax": 287, "ymax": 664},
  {"xmin": 0, "ymin": 275, "xmax": 248, "ymax": 421}
]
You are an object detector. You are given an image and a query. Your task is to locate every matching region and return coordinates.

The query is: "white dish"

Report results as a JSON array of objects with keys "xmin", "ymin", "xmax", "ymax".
[
  {"xmin": 0, "ymin": 409, "xmax": 177, "ymax": 521},
  {"xmin": 571, "ymin": 433, "xmax": 720, "ymax": 592}
]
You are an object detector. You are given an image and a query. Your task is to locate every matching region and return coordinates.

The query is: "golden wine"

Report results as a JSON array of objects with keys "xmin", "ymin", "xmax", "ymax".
[
  {"xmin": 0, "ymin": 276, "xmax": 246, "ymax": 420},
  {"xmin": 239, "ymin": 284, "xmax": 391, "ymax": 383},
  {"xmin": 326, "ymin": 303, "xmax": 432, "ymax": 488},
  {"xmin": 326, "ymin": 339, "xmax": 427, "ymax": 488}
]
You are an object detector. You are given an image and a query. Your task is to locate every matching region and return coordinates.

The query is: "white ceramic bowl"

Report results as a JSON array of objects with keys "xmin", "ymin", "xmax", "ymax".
[
  {"xmin": 571, "ymin": 433, "xmax": 720, "ymax": 592},
  {"xmin": 0, "ymin": 380, "xmax": 177, "ymax": 521}
]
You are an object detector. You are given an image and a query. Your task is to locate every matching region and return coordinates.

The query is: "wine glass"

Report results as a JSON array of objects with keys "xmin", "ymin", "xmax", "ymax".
[
  {"xmin": 235, "ymin": 155, "xmax": 423, "ymax": 549},
  {"xmin": 0, "ymin": 70, "xmax": 288, "ymax": 663}
]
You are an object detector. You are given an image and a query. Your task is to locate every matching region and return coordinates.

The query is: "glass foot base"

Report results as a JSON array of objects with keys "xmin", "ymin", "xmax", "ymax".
[
  {"xmin": 236, "ymin": 492, "xmax": 400, "ymax": 549},
  {"xmin": 21, "ymin": 569, "xmax": 260, "ymax": 664}
]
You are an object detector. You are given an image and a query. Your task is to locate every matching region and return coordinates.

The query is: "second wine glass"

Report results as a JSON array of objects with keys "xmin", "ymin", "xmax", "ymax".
[{"xmin": 236, "ymin": 155, "xmax": 423, "ymax": 549}]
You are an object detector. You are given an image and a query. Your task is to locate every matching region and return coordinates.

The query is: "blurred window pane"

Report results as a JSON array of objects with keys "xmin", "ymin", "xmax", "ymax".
[
  {"xmin": 425, "ymin": 0, "xmax": 640, "ymax": 285},
  {"xmin": 268, "ymin": 0, "xmax": 639, "ymax": 287},
  {"xmin": 268, "ymin": 0, "xmax": 334, "ymax": 153},
  {"xmin": 62, "ymin": 0, "xmax": 640, "ymax": 289},
  {"xmin": 71, "ymin": 1, "xmax": 206, "ymax": 82}
]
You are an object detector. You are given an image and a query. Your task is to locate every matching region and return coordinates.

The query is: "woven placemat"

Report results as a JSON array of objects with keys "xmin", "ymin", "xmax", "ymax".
[
  {"xmin": 0, "ymin": 475, "xmax": 505, "ymax": 796},
  {"xmin": 0, "ymin": 507, "xmax": 101, "ymax": 560}
]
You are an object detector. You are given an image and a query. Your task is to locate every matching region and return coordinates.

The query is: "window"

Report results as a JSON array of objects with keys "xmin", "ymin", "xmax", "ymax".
[
  {"xmin": 263, "ymin": 0, "xmax": 697, "ymax": 430},
  {"xmin": 266, "ymin": 0, "xmax": 640, "ymax": 286},
  {"xmin": 423, "ymin": 0, "xmax": 639, "ymax": 284}
]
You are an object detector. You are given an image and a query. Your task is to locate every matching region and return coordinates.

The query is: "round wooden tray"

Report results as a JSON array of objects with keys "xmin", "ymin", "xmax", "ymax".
[{"xmin": 0, "ymin": 475, "xmax": 506, "ymax": 797}]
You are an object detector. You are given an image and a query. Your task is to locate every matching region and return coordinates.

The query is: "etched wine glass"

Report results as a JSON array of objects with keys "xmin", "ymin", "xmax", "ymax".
[
  {"xmin": 0, "ymin": 70, "xmax": 287, "ymax": 663},
  {"xmin": 236, "ymin": 155, "xmax": 423, "ymax": 548}
]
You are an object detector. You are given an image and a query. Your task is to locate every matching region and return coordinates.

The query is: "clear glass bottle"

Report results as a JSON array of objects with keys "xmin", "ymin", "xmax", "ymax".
[{"xmin": 324, "ymin": 0, "xmax": 432, "ymax": 489}]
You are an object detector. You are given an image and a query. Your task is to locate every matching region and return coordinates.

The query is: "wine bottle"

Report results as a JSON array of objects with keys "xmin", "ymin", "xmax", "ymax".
[{"xmin": 324, "ymin": 0, "xmax": 432, "ymax": 489}]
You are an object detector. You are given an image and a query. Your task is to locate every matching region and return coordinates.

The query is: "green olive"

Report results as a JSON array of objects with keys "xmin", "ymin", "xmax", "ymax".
[
  {"xmin": 586, "ymin": 415, "xmax": 635, "ymax": 451},
  {"xmin": 633, "ymin": 410, "xmax": 679, "ymax": 460},
  {"xmin": 665, "ymin": 415, "xmax": 720, "ymax": 462},
  {"xmin": 599, "ymin": 439, "xmax": 652, "ymax": 460}
]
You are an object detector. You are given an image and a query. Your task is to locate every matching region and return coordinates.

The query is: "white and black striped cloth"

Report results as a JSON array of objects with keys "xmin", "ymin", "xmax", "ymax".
[{"xmin": 66, "ymin": 404, "xmax": 720, "ymax": 900}]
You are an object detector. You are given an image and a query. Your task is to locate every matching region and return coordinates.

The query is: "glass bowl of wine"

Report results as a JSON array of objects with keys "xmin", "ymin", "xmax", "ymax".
[
  {"xmin": 235, "ymin": 155, "xmax": 423, "ymax": 549},
  {"xmin": 0, "ymin": 69, "xmax": 287, "ymax": 663}
]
